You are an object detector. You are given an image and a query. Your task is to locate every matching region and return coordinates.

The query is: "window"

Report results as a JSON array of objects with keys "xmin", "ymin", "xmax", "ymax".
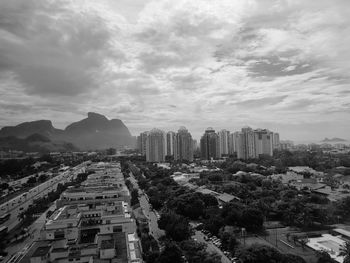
[{"xmin": 113, "ymin": 226, "xmax": 122, "ymax": 232}]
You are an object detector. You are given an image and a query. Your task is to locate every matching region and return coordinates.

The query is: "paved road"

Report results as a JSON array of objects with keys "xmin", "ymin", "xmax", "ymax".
[
  {"xmin": 0, "ymin": 164, "xmax": 85, "ymax": 231},
  {"xmin": 3, "ymin": 203, "xmax": 56, "ymax": 263},
  {"xmin": 129, "ymin": 172, "xmax": 164, "ymax": 240},
  {"xmin": 193, "ymin": 231, "xmax": 232, "ymax": 263}
]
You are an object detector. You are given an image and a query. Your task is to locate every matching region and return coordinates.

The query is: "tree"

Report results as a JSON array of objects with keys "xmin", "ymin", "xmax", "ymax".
[
  {"xmin": 240, "ymin": 208, "xmax": 264, "ymax": 232},
  {"xmin": 237, "ymin": 244, "xmax": 283, "ymax": 263},
  {"xmin": 158, "ymin": 212, "xmax": 191, "ymax": 241},
  {"xmin": 299, "ymin": 239, "xmax": 307, "ymax": 251},
  {"xmin": 316, "ymin": 250, "xmax": 337, "ymax": 263},
  {"xmin": 130, "ymin": 189, "xmax": 139, "ymax": 206},
  {"xmin": 38, "ymin": 174, "xmax": 48, "ymax": 182},
  {"xmin": 340, "ymin": 241, "xmax": 350, "ymax": 263},
  {"xmin": 156, "ymin": 242, "xmax": 183, "ymax": 263},
  {"xmin": 281, "ymin": 254, "xmax": 306, "ymax": 263},
  {"xmin": 180, "ymin": 240, "xmax": 221, "ymax": 263},
  {"xmin": 27, "ymin": 176, "xmax": 37, "ymax": 185}
]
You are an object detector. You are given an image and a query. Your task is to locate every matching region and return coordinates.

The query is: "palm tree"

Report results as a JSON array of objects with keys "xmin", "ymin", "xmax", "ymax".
[{"xmin": 340, "ymin": 241, "xmax": 350, "ymax": 263}]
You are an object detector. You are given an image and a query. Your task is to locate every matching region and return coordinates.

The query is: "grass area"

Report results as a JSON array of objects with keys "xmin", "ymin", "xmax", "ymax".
[{"xmin": 244, "ymin": 228, "xmax": 319, "ymax": 263}]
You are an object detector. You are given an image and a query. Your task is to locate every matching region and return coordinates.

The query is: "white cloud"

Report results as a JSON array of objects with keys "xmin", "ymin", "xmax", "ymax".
[{"xmin": 0, "ymin": 0, "xmax": 349, "ymax": 141}]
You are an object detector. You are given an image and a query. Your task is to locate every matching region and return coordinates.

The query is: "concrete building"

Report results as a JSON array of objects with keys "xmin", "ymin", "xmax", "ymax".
[
  {"xmin": 174, "ymin": 126, "xmax": 193, "ymax": 162},
  {"xmin": 236, "ymin": 127, "xmax": 256, "ymax": 160},
  {"xmin": 218, "ymin": 129, "xmax": 229, "ymax": 157},
  {"xmin": 273, "ymin": 133, "xmax": 280, "ymax": 149},
  {"xmin": 146, "ymin": 128, "xmax": 166, "ymax": 162},
  {"xmin": 254, "ymin": 129, "xmax": 273, "ymax": 157},
  {"xmin": 200, "ymin": 127, "xmax": 220, "ymax": 160},
  {"xmin": 228, "ymin": 132, "xmax": 239, "ymax": 155},
  {"xmin": 137, "ymin": 132, "xmax": 148, "ymax": 156},
  {"xmin": 235, "ymin": 127, "xmax": 275, "ymax": 160},
  {"xmin": 56, "ymin": 163, "xmax": 130, "ymax": 207},
  {"xmin": 26, "ymin": 162, "xmax": 142, "ymax": 263},
  {"xmin": 166, "ymin": 131, "xmax": 176, "ymax": 157}
]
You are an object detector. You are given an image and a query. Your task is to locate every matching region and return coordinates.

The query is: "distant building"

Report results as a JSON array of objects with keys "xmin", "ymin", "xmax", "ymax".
[
  {"xmin": 137, "ymin": 131, "xmax": 148, "ymax": 155},
  {"xmin": 235, "ymin": 127, "xmax": 274, "ymax": 160},
  {"xmin": 166, "ymin": 131, "xmax": 176, "ymax": 156},
  {"xmin": 200, "ymin": 127, "xmax": 220, "ymax": 160},
  {"xmin": 218, "ymin": 129, "xmax": 230, "ymax": 157},
  {"xmin": 254, "ymin": 129, "xmax": 273, "ymax": 156},
  {"xmin": 146, "ymin": 128, "xmax": 166, "ymax": 162},
  {"xmin": 273, "ymin": 133, "xmax": 280, "ymax": 149},
  {"xmin": 174, "ymin": 126, "xmax": 193, "ymax": 162},
  {"xmin": 193, "ymin": 139, "xmax": 198, "ymax": 150},
  {"xmin": 236, "ymin": 127, "xmax": 256, "ymax": 160},
  {"xmin": 280, "ymin": 140, "xmax": 294, "ymax": 150},
  {"xmin": 228, "ymin": 132, "xmax": 239, "ymax": 155}
]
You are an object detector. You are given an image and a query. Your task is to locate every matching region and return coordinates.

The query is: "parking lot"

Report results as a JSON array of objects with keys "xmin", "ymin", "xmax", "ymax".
[{"xmin": 193, "ymin": 230, "xmax": 237, "ymax": 263}]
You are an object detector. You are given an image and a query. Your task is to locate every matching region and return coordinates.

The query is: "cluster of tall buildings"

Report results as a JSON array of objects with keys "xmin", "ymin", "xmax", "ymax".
[
  {"xmin": 137, "ymin": 127, "xmax": 194, "ymax": 163},
  {"xmin": 200, "ymin": 127, "xmax": 280, "ymax": 160},
  {"xmin": 137, "ymin": 126, "xmax": 280, "ymax": 162}
]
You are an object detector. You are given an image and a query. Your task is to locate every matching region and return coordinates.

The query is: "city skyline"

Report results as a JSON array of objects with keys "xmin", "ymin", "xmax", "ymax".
[{"xmin": 1, "ymin": 0, "xmax": 350, "ymax": 142}]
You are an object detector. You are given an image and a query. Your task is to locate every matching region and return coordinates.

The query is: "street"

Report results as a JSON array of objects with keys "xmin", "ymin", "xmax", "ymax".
[
  {"xmin": 0, "ymin": 164, "xmax": 85, "ymax": 232},
  {"xmin": 3, "ymin": 203, "xmax": 56, "ymax": 263},
  {"xmin": 128, "ymin": 172, "xmax": 164, "ymax": 240}
]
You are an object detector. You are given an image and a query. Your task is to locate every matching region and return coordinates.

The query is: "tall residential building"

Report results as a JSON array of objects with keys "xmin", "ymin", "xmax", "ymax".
[
  {"xmin": 228, "ymin": 132, "xmax": 239, "ymax": 155},
  {"xmin": 193, "ymin": 139, "xmax": 198, "ymax": 150},
  {"xmin": 236, "ymin": 127, "xmax": 275, "ymax": 160},
  {"xmin": 273, "ymin": 133, "xmax": 280, "ymax": 149},
  {"xmin": 166, "ymin": 131, "xmax": 176, "ymax": 156},
  {"xmin": 218, "ymin": 129, "xmax": 230, "ymax": 156},
  {"xmin": 146, "ymin": 128, "xmax": 166, "ymax": 162},
  {"xmin": 254, "ymin": 129, "xmax": 273, "ymax": 156},
  {"xmin": 174, "ymin": 126, "xmax": 193, "ymax": 162},
  {"xmin": 200, "ymin": 127, "xmax": 220, "ymax": 160},
  {"xmin": 137, "ymin": 131, "xmax": 148, "ymax": 155},
  {"xmin": 236, "ymin": 127, "xmax": 256, "ymax": 160}
]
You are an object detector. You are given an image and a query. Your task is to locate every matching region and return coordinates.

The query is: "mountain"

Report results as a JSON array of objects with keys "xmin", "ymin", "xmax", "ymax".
[
  {"xmin": 0, "ymin": 120, "xmax": 63, "ymax": 138},
  {"xmin": 321, "ymin": 137, "xmax": 347, "ymax": 143},
  {"xmin": 0, "ymin": 112, "xmax": 134, "ymax": 150},
  {"xmin": 0, "ymin": 134, "xmax": 77, "ymax": 153},
  {"xmin": 63, "ymin": 112, "xmax": 134, "ymax": 149}
]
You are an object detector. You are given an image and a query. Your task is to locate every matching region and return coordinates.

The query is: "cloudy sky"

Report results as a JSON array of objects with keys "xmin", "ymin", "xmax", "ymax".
[{"xmin": 0, "ymin": 0, "xmax": 349, "ymax": 142}]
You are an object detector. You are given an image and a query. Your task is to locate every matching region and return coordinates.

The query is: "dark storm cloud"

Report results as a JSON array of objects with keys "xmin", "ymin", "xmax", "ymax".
[{"xmin": 0, "ymin": 0, "xmax": 125, "ymax": 97}]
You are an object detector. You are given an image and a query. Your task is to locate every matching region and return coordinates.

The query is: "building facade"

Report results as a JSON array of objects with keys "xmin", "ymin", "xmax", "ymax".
[
  {"xmin": 146, "ymin": 128, "xmax": 166, "ymax": 162},
  {"xmin": 137, "ymin": 132, "xmax": 148, "ymax": 156},
  {"xmin": 166, "ymin": 131, "xmax": 176, "ymax": 157},
  {"xmin": 174, "ymin": 126, "xmax": 193, "ymax": 162},
  {"xmin": 200, "ymin": 127, "xmax": 220, "ymax": 160},
  {"xmin": 218, "ymin": 129, "xmax": 230, "ymax": 157}
]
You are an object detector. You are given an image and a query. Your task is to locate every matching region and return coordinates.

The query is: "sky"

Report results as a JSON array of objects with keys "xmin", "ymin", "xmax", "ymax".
[{"xmin": 0, "ymin": 0, "xmax": 350, "ymax": 142}]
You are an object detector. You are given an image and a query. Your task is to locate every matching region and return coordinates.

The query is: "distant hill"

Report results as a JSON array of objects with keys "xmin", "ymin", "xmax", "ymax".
[
  {"xmin": 0, "ymin": 120, "xmax": 62, "ymax": 139},
  {"xmin": 0, "ymin": 134, "xmax": 77, "ymax": 153},
  {"xmin": 63, "ymin": 112, "xmax": 134, "ymax": 150},
  {"xmin": 321, "ymin": 137, "xmax": 347, "ymax": 143},
  {"xmin": 0, "ymin": 112, "xmax": 134, "ymax": 150}
]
